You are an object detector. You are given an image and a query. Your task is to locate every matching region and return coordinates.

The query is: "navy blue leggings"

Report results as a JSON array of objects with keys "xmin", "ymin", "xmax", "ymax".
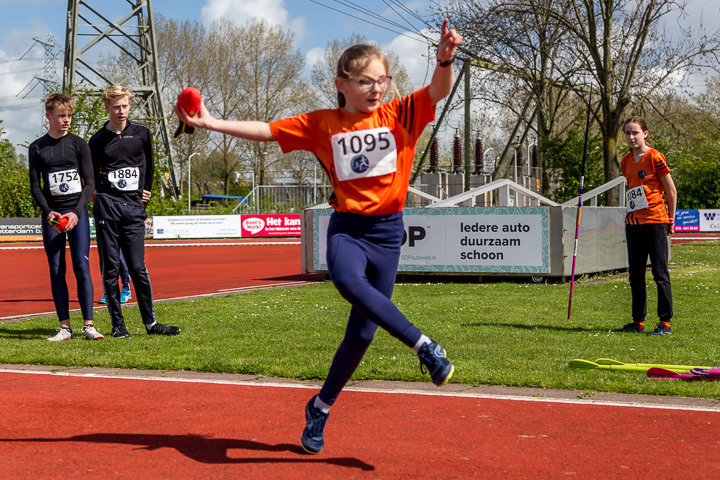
[
  {"xmin": 42, "ymin": 208, "xmax": 94, "ymax": 321},
  {"xmin": 319, "ymin": 211, "xmax": 422, "ymax": 405}
]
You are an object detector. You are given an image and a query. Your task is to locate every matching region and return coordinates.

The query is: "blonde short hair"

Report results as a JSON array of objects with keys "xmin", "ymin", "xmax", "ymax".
[
  {"xmin": 102, "ymin": 85, "xmax": 135, "ymax": 106},
  {"xmin": 45, "ymin": 92, "xmax": 76, "ymax": 113}
]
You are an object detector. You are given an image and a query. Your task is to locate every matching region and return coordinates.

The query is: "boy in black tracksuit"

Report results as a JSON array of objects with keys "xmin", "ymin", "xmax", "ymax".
[
  {"xmin": 89, "ymin": 85, "xmax": 180, "ymax": 338},
  {"xmin": 29, "ymin": 92, "xmax": 104, "ymax": 341}
]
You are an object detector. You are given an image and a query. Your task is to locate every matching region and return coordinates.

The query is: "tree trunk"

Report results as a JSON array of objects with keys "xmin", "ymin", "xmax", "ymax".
[{"xmin": 602, "ymin": 125, "xmax": 620, "ymax": 206}]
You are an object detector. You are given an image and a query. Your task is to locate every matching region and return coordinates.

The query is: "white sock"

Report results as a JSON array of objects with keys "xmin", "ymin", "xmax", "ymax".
[
  {"xmin": 145, "ymin": 321, "xmax": 157, "ymax": 331},
  {"xmin": 412, "ymin": 334, "xmax": 431, "ymax": 353},
  {"xmin": 314, "ymin": 396, "xmax": 331, "ymax": 414}
]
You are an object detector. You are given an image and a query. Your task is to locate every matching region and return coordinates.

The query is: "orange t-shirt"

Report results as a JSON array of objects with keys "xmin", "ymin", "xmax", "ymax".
[
  {"xmin": 621, "ymin": 148, "xmax": 671, "ymax": 224},
  {"xmin": 269, "ymin": 86, "xmax": 435, "ymax": 215}
]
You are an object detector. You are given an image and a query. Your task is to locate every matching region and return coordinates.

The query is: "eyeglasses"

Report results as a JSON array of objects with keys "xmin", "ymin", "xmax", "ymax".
[{"xmin": 352, "ymin": 76, "xmax": 392, "ymax": 91}]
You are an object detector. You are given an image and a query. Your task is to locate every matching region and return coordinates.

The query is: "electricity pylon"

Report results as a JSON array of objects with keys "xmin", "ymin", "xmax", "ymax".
[{"xmin": 63, "ymin": 0, "xmax": 178, "ymax": 196}]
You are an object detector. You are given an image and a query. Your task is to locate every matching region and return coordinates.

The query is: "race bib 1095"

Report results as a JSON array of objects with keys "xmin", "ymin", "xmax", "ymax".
[{"xmin": 331, "ymin": 127, "xmax": 398, "ymax": 182}]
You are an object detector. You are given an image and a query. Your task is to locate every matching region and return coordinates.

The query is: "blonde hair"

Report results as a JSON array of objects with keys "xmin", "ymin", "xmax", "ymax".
[
  {"xmin": 102, "ymin": 85, "xmax": 135, "ymax": 106},
  {"xmin": 336, "ymin": 44, "xmax": 390, "ymax": 108},
  {"xmin": 45, "ymin": 93, "xmax": 76, "ymax": 113}
]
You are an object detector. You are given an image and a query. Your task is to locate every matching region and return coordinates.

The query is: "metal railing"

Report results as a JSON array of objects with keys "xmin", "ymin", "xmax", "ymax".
[
  {"xmin": 561, "ymin": 176, "xmax": 626, "ymax": 207},
  {"xmin": 233, "ymin": 184, "xmax": 334, "ymax": 214}
]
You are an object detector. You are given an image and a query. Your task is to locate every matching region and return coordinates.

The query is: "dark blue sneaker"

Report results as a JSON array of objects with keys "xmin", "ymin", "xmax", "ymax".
[
  {"xmin": 301, "ymin": 395, "xmax": 329, "ymax": 454},
  {"xmin": 615, "ymin": 322, "xmax": 644, "ymax": 333},
  {"xmin": 647, "ymin": 323, "xmax": 671, "ymax": 336},
  {"xmin": 418, "ymin": 340, "xmax": 454, "ymax": 387}
]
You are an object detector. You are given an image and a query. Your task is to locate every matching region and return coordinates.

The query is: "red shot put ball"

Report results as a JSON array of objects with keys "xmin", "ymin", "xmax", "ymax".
[
  {"xmin": 56, "ymin": 216, "xmax": 69, "ymax": 231},
  {"xmin": 177, "ymin": 87, "xmax": 202, "ymax": 116}
]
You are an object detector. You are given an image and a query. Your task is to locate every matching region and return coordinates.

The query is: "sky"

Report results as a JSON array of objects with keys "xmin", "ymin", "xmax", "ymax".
[
  {"xmin": 0, "ymin": 0, "xmax": 441, "ymax": 149},
  {"xmin": 1, "ymin": 0, "xmax": 719, "ymax": 151}
]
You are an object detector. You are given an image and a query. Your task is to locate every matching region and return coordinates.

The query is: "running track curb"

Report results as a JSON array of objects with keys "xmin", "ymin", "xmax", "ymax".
[{"xmin": 2, "ymin": 363, "xmax": 719, "ymax": 413}]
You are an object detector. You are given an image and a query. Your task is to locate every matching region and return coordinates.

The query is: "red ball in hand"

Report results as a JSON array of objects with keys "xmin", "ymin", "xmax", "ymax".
[
  {"xmin": 177, "ymin": 87, "xmax": 202, "ymax": 116},
  {"xmin": 52, "ymin": 216, "xmax": 69, "ymax": 232}
]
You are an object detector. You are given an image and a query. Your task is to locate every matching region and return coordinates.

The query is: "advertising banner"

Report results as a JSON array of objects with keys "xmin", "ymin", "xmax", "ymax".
[
  {"xmin": 312, "ymin": 207, "xmax": 550, "ymax": 274},
  {"xmin": 699, "ymin": 209, "xmax": 720, "ymax": 232},
  {"xmin": 241, "ymin": 214, "xmax": 301, "ymax": 237},
  {"xmin": 674, "ymin": 209, "xmax": 700, "ymax": 232},
  {"xmin": 153, "ymin": 215, "xmax": 241, "ymax": 239},
  {"xmin": 0, "ymin": 218, "xmax": 42, "ymax": 241}
]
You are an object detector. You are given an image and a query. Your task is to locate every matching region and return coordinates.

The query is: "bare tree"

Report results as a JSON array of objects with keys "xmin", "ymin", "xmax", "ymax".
[
  {"xmin": 439, "ymin": 0, "xmax": 720, "ymax": 204},
  {"xmin": 546, "ymin": 0, "xmax": 720, "ymax": 204},
  {"xmin": 309, "ymin": 34, "xmax": 415, "ymax": 110},
  {"xmin": 154, "ymin": 17, "xmax": 309, "ymax": 192},
  {"xmin": 439, "ymin": 0, "xmax": 585, "ymax": 192},
  {"xmin": 154, "ymin": 15, "xmax": 211, "ymax": 197},
  {"xmin": 231, "ymin": 19, "xmax": 308, "ymax": 187}
]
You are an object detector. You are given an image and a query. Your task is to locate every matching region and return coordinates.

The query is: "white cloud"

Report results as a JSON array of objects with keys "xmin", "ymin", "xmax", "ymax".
[
  {"xmin": 0, "ymin": 20, "xmax": 56, "ymax": 150},
  {"xmin": 386, "ymin": 28, "xmax": 435, "ymax": 90},
  {"xmin": 200, "ymin": 0, "xmax": 309, "ymax": 44}
]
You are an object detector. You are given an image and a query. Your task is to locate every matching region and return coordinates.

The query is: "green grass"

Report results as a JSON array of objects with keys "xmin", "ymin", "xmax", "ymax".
[{"xmin": 1, "ymin": 241, "xmax": 719, "ymax": 399}]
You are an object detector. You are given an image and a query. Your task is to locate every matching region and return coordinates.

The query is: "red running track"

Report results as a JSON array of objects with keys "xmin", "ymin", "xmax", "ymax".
[
  {"xmin": 0, "ymin": 240, "xmax": 324, "ymax": 320},
  {"xmin": 3, "ymin": 236, "xmax": 720, "ymax": 478}
]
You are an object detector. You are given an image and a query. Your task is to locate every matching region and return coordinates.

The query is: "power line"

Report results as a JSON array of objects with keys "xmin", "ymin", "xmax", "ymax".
[{"xmin": 305, "ymin": 0, "xmax": 429, "ymax": 45}]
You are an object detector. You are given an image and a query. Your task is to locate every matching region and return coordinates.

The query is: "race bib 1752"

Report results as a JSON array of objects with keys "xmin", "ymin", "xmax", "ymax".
[
  {"xmin": 107, "ymin": 167, "xmax": 140, "ymax": 191},
  {"xmin": 49, "ymin": 168, "xmax": 82, "ymax": 196},
  {"xmin": 331, "ymin": 127, "xmax": 398, "ymax": 182}
]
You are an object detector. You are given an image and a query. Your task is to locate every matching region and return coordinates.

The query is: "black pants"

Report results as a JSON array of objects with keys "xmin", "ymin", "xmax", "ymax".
[
  {"xmin": 94, "ymin": 195, "xmax": 155, "ymax": 327},
  {"xmin": 625, "ymin": 223, "xmax": 673, "ymax": 322}
]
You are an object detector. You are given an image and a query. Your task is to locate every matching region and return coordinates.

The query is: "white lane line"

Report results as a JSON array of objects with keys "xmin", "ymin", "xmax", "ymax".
[
  {"xmin": 1, "ymin": 368, "xmax": 719, "ymax": 413},
  {"xmin": 217, "ymin": 281, "xmax": 314, "ymax": 292},
  {"xmin": 0, "ymin": 241, "xmax": 300, "ymax": 250}
]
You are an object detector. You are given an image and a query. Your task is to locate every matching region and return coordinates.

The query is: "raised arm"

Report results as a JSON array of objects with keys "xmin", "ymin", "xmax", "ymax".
[
  {"xmin": 175, "ymin": 101, "xmax": 275, "ymax": 142},
  {"xmin": 428, "ymin": 18, "xmax": 463, "ymax": 105}
]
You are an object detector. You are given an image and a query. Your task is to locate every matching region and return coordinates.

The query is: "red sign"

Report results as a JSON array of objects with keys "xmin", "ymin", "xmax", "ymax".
[{"xmin": 241, "ymin": 214, "xmax": 301, "ymax": 237}]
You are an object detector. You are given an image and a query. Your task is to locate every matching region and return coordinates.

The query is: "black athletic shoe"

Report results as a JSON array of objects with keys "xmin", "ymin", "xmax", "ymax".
[
  {"xmin": 417, "ymin": 340, "xmax": 454, "ymax": 387},
  {"xmin": 614, "ymin": 322, "xmax": 644, "ymax": 333},
  {"xmin": 111, "ymin": 325, "xmax": 131, "ymax": 339},
  {"xmin": 301, "ymin": 395, "xmax": 329, "ymax": 454},
  {"xmin": 147, "ymin": 323, "xmax": 180, "ymax": 335},
  {"xmin": 647, "ymin": 323, "xmax": 671, "ymax": 336}
]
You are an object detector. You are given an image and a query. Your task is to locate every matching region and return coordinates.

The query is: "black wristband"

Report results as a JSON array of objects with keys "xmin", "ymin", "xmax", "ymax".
[{"xmin": 437, "ymin": 56, "xmax": 454, "ymax": 67}]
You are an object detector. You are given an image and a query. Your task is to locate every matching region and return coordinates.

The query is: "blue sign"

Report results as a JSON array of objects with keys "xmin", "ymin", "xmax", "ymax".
[{"xmin": 674, "ymin": 209, "xmax": 699, "ymax": 232}]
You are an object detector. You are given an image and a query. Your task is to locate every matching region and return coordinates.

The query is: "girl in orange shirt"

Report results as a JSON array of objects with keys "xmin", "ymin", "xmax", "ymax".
[
  {"xmin": 616, "ymin": 116, "xmax": 676, "ymax": 336},
  {"xmin": 177, "ymin": 19, "xmax": 462, "ymax": 455}
]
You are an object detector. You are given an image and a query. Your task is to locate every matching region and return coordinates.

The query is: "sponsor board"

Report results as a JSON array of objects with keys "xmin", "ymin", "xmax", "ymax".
[
  {"xmin": 699, "ymin": 209, "xmax": 720, "ymax": 232},
  {"xmin": 312, "ymin": 207, "xmax": 550, "ymax": 274},
  {"xmin": 153, "ymin": 215, "xmax": 242, "ymax": 239},
  {"xmin": 0, "ymin": 218, "xmax": 42, "ymax": 241},
  {"xmin": 674, "ymin": 209, "xmax": 699, "ymax": 232},
  {"xmin": 241, "ymin": 214, "xmax": 301, "ymax": 237}
]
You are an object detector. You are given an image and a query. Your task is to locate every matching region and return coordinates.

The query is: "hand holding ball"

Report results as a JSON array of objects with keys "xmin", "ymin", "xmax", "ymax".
[
  {"xmin": 178, "ymin": 87, "xmax": 201, "ymax": 115},
  {"xmin": 174, "ymin": 87, "xmax": 202, "ymax": 137},
  {"xmin": 51, "ymin": 216, "xmax": 69, "ymax": 232}
]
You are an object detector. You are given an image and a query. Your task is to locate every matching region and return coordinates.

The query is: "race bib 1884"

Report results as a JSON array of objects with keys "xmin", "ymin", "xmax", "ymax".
[
  {"xmin": 626, "ymin": 185, "xmax": 649, "ymax": 212},
  {"xmin": 331, "ymin": 127, "xmax": 398, "ymax": 182},
  {"xmin": 49, "ymin": 168, "xmax": 82, "ymax": 196},
  {"xmin": 108, "ymin": 167, "xmax": 140, "ymax": 191}
]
